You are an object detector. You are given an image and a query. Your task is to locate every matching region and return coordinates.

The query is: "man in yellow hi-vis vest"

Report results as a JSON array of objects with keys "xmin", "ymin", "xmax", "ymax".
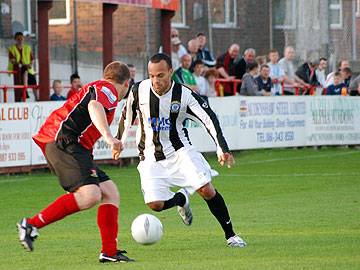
[{"xmin": 8, "ymin": 32, "xmax": 36, "ymax": 102}]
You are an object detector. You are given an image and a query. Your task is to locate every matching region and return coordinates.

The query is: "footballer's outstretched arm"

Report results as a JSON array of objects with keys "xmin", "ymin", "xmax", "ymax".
[{"xmin": 186, "ymin": 91, "xmax": 234, "ymax": 167}]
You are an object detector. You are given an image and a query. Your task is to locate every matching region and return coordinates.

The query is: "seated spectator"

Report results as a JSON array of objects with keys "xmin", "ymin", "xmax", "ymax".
[
  {"xmin": 255, "ymin": 65, "xmax": 272, "ymax": 94},
  {"xmin": 196, "ymin": 32, "xmax": 216, "ymax": 68},
  {"xmin": 340, "ymin": 67, "xmax": 352, "ymax": 88},
  {"xmin": 216, "ymin": 44, "xmax": 239, "ymax": 96},
  {"xmin": 325, "ymin": 59, "xmax": 350, "ymax": 87},
  {"xmin": 192, "ymin": 60, "xmax": 207, "ymax": 98},
  {"xmin": 349, "ymin": 74, "xmax": 360, "ymax": 96},
  {"xmin": 326, "ymin": 72, "xmax": 347, "ymax": 95},
  {"xmin": 267, "ymin": 49, "xmax": 284, "ymax": 95},
  {"xmin": 204, "ymin": 68, "xmax": 218, "ymax": 97},
  {"xmin": 66, "ymin": 73, "xmax": 82, "ymax": 99},
  {"xmin": 240, "ymin": 62, "xmax": 270, "ymax": 96},
  {"xmin": 172, "ymin": 54, "xmax": 198, "ymax": 91},
  {"xmin": 50, "ymin": 80, "xmax": 66, "ymax": 101}
]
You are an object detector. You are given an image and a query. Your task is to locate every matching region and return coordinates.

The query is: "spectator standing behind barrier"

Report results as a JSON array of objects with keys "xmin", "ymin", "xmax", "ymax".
[
  {"xmin": 172, "ymin": 54, "xmax": 198, "ymax": 91},
  {"xmin": 50, "ymin": 80, "xmax": 66, "ymax": 101},
  {"xmin": 187, "ymin": 39, "xmax": 200, "ymax": 72},
  {"xmin": 240, "ymin": 62, "xmax": 270, "ymax": 96},
  {"xmin": 67, "ymin": 73, "xmax": 82, "ymax": 99},
  {"xmin": 159, "ymin": 28, "xmax": 187, "ymax": 58},
  {"xmin": 234, "ymin": 48, "xmax": 256, "ymax": 84},
  {"xmin": 295, "ymin": 60, "xmax": 318, "ymax": 94},
  {"xmin": 341, "ymin": 67, "xmax": 352, "ymax": 88},
  {"xmin": 278, "ymin": 46, "xmax": 307, "ymax": 95},
  {"xmin": 267, "ymin": 49, "xmax": 285, "ymax": 95},
  {"xmin": 170, "ymin": 37, "xmax": 182, "ymax": 70},
  {"xmin": 204, "ymin": 68, "xmax": 219, "ymax": 97},
  {"xmin": 196, "ymin": 33, "xmax": 216, "ymax": 69},
  {"xmin": 325, "ymin": 60, "xmax": 350, "ymax": 87},
  {"xmin": 7, "ymin": 32, "xmax": 36, "ymax": 102},
  {"xmin": 192, "ymin": 60, "xmax": 208, "ymax": 99},
  {"xmin": 349, "ymin": 74, "xmax": 360, "ymax": 96},
  {"xmin": 255, "ymin": 65, "xmax": 272, "ymax": 95},
  {"xmin": 216, "ymin": 44, "xmax": 239, "ymax": 96},
  {"xmin": 315, "ymin": 58, "xmax": 327, "ymax": 87},
  {"xmin": 326, "ymin": 72, "xmax": 347, "ymax": 95},
  {"xmin": 123, "ymin": 64, "xmax": 136, "ymax": 99}
]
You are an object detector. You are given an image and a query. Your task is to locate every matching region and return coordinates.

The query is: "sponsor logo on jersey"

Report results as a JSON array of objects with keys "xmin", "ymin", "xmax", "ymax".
[
  {"xmin": 101, "ymin": 86, "xmax": 117, "ymax": 104},
  {"xmin": 170, "ymin": 101, "xmax": 181, "ymax": 113},
  {"xmin": 148, "ymin": 117, "xmax": 172, "ymax": 131}
]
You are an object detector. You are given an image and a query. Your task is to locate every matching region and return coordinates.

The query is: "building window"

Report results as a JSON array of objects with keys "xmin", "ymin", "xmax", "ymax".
[
  {"xmin": 273, "ymin": 0, "xmax": 296, "ymax": 29},
  {"xmin": 172, "ymin": 0, "xmax": 186, "ymax": 27},
  {"xmin": 329, "ymin": 0, "xmax": 342, "ymax": 29},
  {"xmin": 49, "ymin": 0, "xmax": 71, "ymax": 25},
  {"xmin": 356, "ymin": 0, "xmax": 360, "ymax": 17},
  {"xmin": 11, "ymin": 0, "xmax": 33, "ymax": 35},
  {"xmin": 210, "ymin": 0, "xmax": 237, "ymax": 28}
]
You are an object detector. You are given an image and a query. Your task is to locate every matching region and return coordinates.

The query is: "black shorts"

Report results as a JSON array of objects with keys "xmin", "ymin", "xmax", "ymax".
[{"xmin": 45, "ymin": 142, "xmax": 110, "ymax": 192}]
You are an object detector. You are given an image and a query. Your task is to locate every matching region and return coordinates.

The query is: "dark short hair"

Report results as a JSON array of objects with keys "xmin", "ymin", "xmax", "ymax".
[
  {"xmin": 319, "ymin": 57, "xmax": 327, "ymax": 62},
  {"xmin": 247, "ymin": 62, "xmax": 259, "ymax": 72},
  {"xmin": 193, "ymin": 59, "xmax": 204, "ymax": 67},
  {"xmin": 70, "ymin": 73, "xmax": 80, "ymax": 83},
  {"xmin": 269, "ymin": 49, "xmax": 278, "ymax": 54},
  {"xmin": 127, "ymin": 64, "xmax": 134, "ymax": 68},
  {"xmin": 260, "ymin": 64, "xmax": 270, "ymax": 70},
  {"xmin": 334, "ymin": 71, "xmax": 341, "ymax": 77},
  {"xmin": 149, "ymin": 53, "xmax": 172, "ymax": 69},
  {"xmin": 196, "ymin": 32, "xmax": 205, "ymax": 37},
  {"xmin": 103, "ymin": 61, "xmax": 130, "ymax": 84},
  {"xmin": 14, "ymin": 32, "xmax": 23, "ymax": 38}
]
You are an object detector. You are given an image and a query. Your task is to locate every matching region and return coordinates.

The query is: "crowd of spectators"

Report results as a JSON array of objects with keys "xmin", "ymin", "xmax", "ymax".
[
  {"xmin": 166, "ymin": 28, "xmax": 360, "ymax": 98},
  {"xmin": 4, "ymin": 29, "xmax": 360, "ymax": 103}
]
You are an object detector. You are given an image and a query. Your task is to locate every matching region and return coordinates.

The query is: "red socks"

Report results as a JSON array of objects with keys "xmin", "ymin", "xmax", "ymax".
[
  {"xmin": 27, "ymin": 193, "xmax": 80, "ymax": 229},
  {"xmin": 97, "ymin": 204, "xmax": 119, "ymax": 256}
]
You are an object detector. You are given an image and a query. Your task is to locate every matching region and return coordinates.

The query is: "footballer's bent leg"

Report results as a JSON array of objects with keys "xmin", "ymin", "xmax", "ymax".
[{"xmin": 199, "ymin": 183, "xmax": 246, "ymax": 247}]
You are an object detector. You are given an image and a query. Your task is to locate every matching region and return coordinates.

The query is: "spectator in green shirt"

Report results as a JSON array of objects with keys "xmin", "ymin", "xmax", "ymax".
[{"xmin": 172, "ymin": 54, "xmax": 198, "ymax": 92}]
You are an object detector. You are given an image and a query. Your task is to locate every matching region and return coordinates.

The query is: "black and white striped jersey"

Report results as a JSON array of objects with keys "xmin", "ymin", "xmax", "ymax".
[{"xmin": 116, "ymin": 79, "xmax": 230, "ymax": 161}]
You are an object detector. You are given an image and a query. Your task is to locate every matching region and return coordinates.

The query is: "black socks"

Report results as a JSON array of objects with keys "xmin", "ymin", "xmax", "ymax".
[
  {"xmin": 162, "ymin": 192, "xmax": 186, "ymax": 210},
  {"xmin": 205, "ymin": 190, "xmax": 235, "ymax": 239}
]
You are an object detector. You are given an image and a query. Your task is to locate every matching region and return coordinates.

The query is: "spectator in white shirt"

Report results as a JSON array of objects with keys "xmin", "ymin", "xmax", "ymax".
[{"xmin": 325, "ymin": 59, "xmax": 350, "ymax": 87}]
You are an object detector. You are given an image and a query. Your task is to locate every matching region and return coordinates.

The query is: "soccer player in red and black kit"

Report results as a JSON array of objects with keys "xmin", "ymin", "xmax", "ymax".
[{"xmin": 16, "ymin": 61, "xmax": 134, "ymax": 263}]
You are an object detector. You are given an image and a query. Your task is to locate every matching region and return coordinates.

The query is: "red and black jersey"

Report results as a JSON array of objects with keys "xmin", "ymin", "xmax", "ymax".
[{"xmin": 33, "ymin": 80, "xmax": 118, "ymax": 153}]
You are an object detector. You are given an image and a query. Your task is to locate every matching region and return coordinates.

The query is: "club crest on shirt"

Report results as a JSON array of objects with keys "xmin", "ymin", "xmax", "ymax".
[
  {"xmin": 101, "ymin": 86, "xmax": 117, "ymax": 104},
  {"xmin": 202, "ymin": 101, "xmax": 209, "ymax": 109},
  {"xmin": 170, "ymin": 101, "xmax": 181, "ymax": 113}
]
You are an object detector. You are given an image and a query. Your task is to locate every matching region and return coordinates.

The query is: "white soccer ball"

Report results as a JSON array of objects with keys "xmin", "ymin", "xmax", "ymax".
[{"xmin": 131, "ymin": 214, "xmax": 163, "ymax": 245}]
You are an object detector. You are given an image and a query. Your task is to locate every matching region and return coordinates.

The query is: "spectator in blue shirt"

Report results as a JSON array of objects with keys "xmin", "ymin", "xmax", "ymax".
[
  {"xmin": 326, "ymin": 72, "xmax": 347, "ymax": 95},
  {"xmin": 50, "ymin": 79, "xmax": 66, "ymax": 101}
]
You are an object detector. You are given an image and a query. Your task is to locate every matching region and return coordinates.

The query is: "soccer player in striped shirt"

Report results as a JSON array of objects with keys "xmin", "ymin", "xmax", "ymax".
[
  {"xmin": 17, "ymin": 62, "xmax": 134, "ymax": 263},
  {"xmin": 113, "ymin": 53, "xmax": 246, "ymax": 248}
]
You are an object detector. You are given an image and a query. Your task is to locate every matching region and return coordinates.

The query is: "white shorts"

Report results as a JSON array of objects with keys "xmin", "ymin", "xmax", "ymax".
[{"xmin": 137, "ymin": 148, "xmax": 212, "ymax": 204}]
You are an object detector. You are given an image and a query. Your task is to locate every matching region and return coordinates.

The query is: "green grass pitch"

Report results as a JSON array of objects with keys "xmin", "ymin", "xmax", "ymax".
[{"xmin": 0, "ymin": 147, "xmax": 359, "ymax": 270}]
